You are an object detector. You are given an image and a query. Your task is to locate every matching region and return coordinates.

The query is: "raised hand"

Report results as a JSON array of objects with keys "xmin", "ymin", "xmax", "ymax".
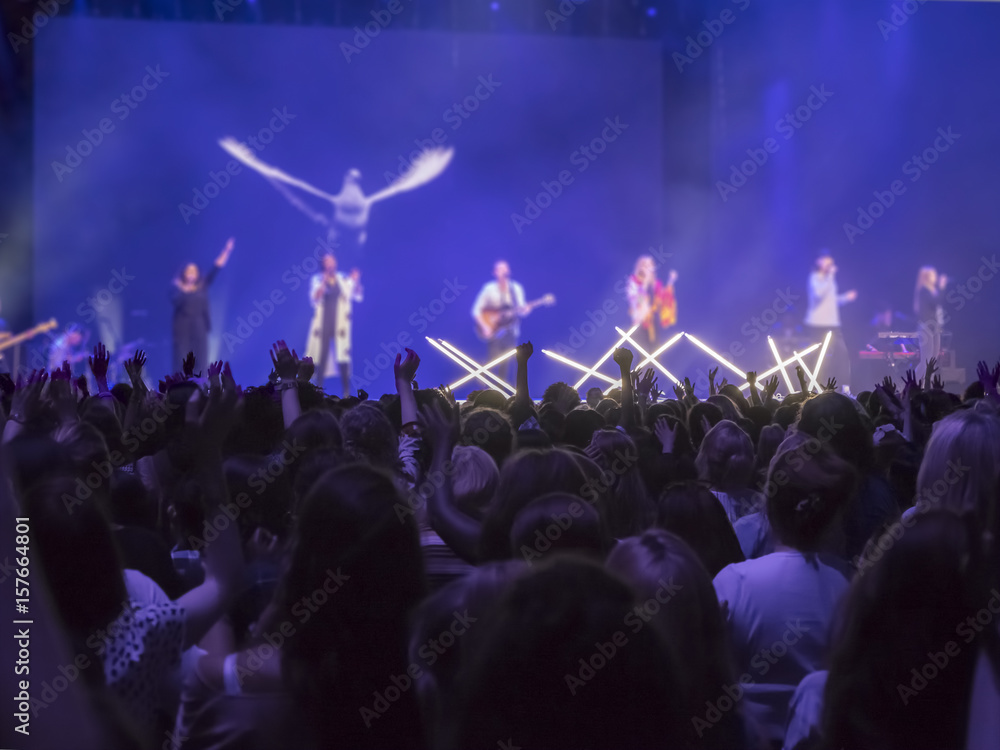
[
  {"xmin": 10, "ymin": 370, "xmax": 48, "ymax": 422},
  {"xmin": 746, "ymin": 370, "xmax": 757, "ymax": 385},
  {"xmin": 976, "ymin": 360, "xmax": 999, "ymax": 397},
  {"xmin": 794, "ymin": 364, "xmax": 809, "ymax": 393},
  {"xmin": 902, "ymin": 368, "xmax": 920, "ymax": 398},
  {"xmin": 931, "ymin": 374, "xmax": 945, "ymax": 390},
  {"xmin": 653, "ymin": 416, "xmax": 676, "ymax": 454},
  {"xmin": 88, "ymin": 342, "xmax": 111, "ymax": 392},
  {"xmin": 672, "ymin": 382, "xmax": 685, "ymax": 401},
  {"xmin": 683, "ymin": 377, "xmax": 695, "ymax": 398},
  {"xmin": 123, "ymin": 349, "xmax": 148, "ymax": 392},
  {"xmin": 880, "ymin": 375, "xmax": 897, "ymax": 397},
  {"xmin": 708, "ymin": 367, "xmax": 719, "ymax": 395},
  {"xmin": 297, "ymin": 356, "xmax": 315, "ymax": 383},
  {"xmin": 763, "ymin": 375, "xmax": 780, "ymax": 400},
  {"xmin": 394, "ymin": 347, "xmax": 420, "ymax": 385},
  {"xmin": 718, "ymin": 376, "xmax": 728, "ymax": 391},
  {"xmin": 207, "ymin": 360, "xmax": 224, "ymax": 391},
  {"xmin": 269, "ymin": 340, "xmax": 299, "ymax": 381},
  {"xmin": 198, "ymin": 360, "xmax": 240, "ymax": 446},
  {"xmin": 439, "ymin": 384, "xmax": 456, "ymax": 405},
  {"xmin": 923, "ymin": 356, "xmax": 938, "ymax": 390},
  {"xmin": 636, "ymin": 367, "xmax": 657, "ymax": 398},
  {"xmin": 182, "ymin": 351, "xmax": 199, "ymax": 379},
  {"xmin": 50, "ymin": 361, "xmax": 78, "ymax": 422},
  {"xmin": 516, "ymin": 341, "xmax": 534, "ymax": 364},
  {"xmin": 612, "ymin": 347, "xmax": 633, "ymax": 370},
  {"xmin": 824, "ymin": 377, "xmax": 837, "ymax": 392}
]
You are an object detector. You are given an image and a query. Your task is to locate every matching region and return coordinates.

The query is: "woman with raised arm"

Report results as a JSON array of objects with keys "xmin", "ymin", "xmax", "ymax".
[{"xmin": 171, "ymin": 237, "xmax": 234, "ymax": 370}]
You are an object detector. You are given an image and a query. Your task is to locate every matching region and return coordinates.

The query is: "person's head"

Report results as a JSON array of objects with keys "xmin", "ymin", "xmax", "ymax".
[
  {"xmin": 541, "ymin": 381, "xmax": 581, "ymax": 415},
  {"xmin": 285, "ymin": 409, "xmax": 343, "ymax": 456},
  {"xmin": 343, "ymin": 168, "xmax": 361, "ymax": 185},
  {"xmin": 816, "ymin": 252, "xmax": 834, "ymax": 273},
  {"xmin": 586, "ymin": 387, "xmax": 603, "ymax": 408},
  {"xmin": 282, "ymin": 464, "xmax": 425, "ymax": 745},
  {"xmin": 471, "ymin": 389, "xmax": 506, "ymax": 411},
  {"xmin": 321, "ymin": 252, "xmax": 337, "ymax": 273},
  {"xmin": 633, "ymin": 254, "xmax": 655, "ymax": 281},
  {"xmin": 442, "ymin": 557, "xmax": 686, "ymax": 750},
  {"xmin": 450, "ymin": 445, "xmax": 499, "ymax": 521},
  {"xmin": 408, "ymin": 561, "xmax": 528, "ymax": 744},
  {"xmin": 765, "ymin": 435, "xmax": 858, "ymax": 552},
  {"xmin": 339, "ymin": 403, "xmax": 397, "ymax": 471},
  {"xmin": 687, "ymin": 400, "xmax": 723, "ymax": 450},
  {"xmin": 916, "ymin": 264, "xmax": 938, "ymax": 290},
  {"xmin": 587, "ymin": 428, "xmax": 655, "ymax": 537},
  {"xmin": 824, "ymin": 512, "xmax": 980, "ymax": 750},
  {"xmin": 706, "ymin": 394, "xmax": 741, "ymax": 422},
  {"xmin": 605, "ymin": 530, "xmax": 745, "ymax": 750},
  {"xmin": 695, "ymin": 419, "xmax": 755, "ymax": 492},
  {"xmin": 493, "ymin": 259, "xmax": 510, "ymax": 281},
  {"xmin": 754, "ymin": 423, "xmax": 786, "ymax": 486},
  {"xmin": 182, "ymin": 263, "xmax": 199, "ymax": 284},
  {"xmin": 718, "ymin": 384, "xmax": 751, "ymax": 416},
  {"xmin": 510, "ymin": 492, "xmax": 607, "ymax": 564},
  {"xmin": 914, "ymin": 405, "xmax": 1000, "ymax": 522},
  {"xmin": 563, "ymin": 407, "xmax": 606, "ymax": 448},
  {"xmin": 461, "ymin": 407, "xmax": 512, "ymax": 468},
  {"xmin": 655, "ymin": 482, "xmax": 745, "ymax": 576},
  {"xmin": 479, "ymin": 448, "xmax": 588, "ymax": 561},
  {"xmin": 798, "ymin": 391, "xmax": 874, "ymax": 473}
]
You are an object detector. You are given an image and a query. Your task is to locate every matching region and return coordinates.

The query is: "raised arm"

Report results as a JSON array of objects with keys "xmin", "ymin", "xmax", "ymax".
[
  {"xmin": 395, "ymin": 348, "xmax": 420, "ymax": 428},
  {"xmin": 614, "ymin": 347, "xmax": 636, "ymax": 431},
  {"xmin": 417, "ymin": 400, "xmax": 483, "ymax": 564}
]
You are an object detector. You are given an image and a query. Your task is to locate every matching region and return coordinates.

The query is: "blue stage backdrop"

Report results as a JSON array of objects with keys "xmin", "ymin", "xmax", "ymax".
[{"xmin": 34, "ymin": 17, "xmax": 662, "ymax": 393}]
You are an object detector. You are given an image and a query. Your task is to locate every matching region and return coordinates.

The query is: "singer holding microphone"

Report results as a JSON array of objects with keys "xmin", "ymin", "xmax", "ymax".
[
  {"xmin": 804, "ymin": 251, "xmax": 857, "ymax": 391},
  {"xmin": 914, "ymin": 265, "xmax": 948, "ymax": 373}
]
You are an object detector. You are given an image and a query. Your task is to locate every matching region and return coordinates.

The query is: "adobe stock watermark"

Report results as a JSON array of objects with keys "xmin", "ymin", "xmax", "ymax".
[
  {"xmin": 340, "ymin": 0, "xmax": 411, "ymax": 63},
  {"xmin": 383, "ymin": 75, "xmax": 501, "ymax": 185},
  {"xmin": 564, "ymin": 577, "xmax": 682, "ymax": 695},
  {"xmin": 61, "ymin": 398, "xmax": 179, "ymax": 513},
  {"xmin": 693, "ymin": 619, "xmax": 809, "ymax": 737},
  {"xmin": 545, "ymin": 0, "xmax": 586, "ymax": 30},
  {"xmin": 6, "ymin": 0, "xmax": 72, "ymax": 54},
  {"xmin": 178, "ymin": 107, "xmax": 297, "ymax": 224},
  {"xmin": 361, "ymin": 609, "xmax": 477, "ymax": 727},
  {"xmin": 897, "ymin": 587, "xmax": 1000, "ymax": 705},
  {"xmin": 843, "ymin": 126, "xmax": 959, "ymax": 244},
  {"xmin": 510, "ymin": 116, "xmax": 628, "ymax": 233},
  {"xmin": 351, "ymin": 278, "xmax": 469, "ymax": 390},
  {"xmin": 878, "ymin": 0, "xmax": 929, "ymax": 41},
  {"xmin": 75, "ymin": 268, "xmax": 136, "ymax": 323},
  {"xmin": 717, "ymin": 84, "xmax": 833, "ymax": 202},
  {"xmin": 51, "ymin": 65, "xmax": 169, "ymax": 183},
  {"xmin": 672, "ymin": 0, "xmax": 752, "ymax": 73}
]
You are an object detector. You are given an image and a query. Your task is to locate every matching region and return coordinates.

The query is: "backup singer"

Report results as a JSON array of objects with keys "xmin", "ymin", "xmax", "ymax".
[
  {"xmin": 914, "ymin": 265, "xmax": 948, "ymax": 372},
  {"xmin": 306, "ymin": 253, "xmax": 362, "ymax": 397},
  {"xmin": 171, "ymin": 238, "xmax": 234, "ymax": 368},
  {"xmin": 804, "ymin": 252, "xmax": 857, "ymax": 391},
  {"xmin": 626, "ymin": 255, "xmax": 677, "ymax": 348}
]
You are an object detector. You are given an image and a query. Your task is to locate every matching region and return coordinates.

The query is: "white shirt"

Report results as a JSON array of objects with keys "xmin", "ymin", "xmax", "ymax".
[
  {"xmin": 804, "ymin": 270, "xmax": 853, "ymax": 327},
  {"xmin": 713, "ymin": 551, "xmax": 849, "ymax": 743},
  {"xmin": 471, "ymin": 279, "xmax": 526, "ymax": 338},
  {"xmin": 783, "ymin": 670, "xmax": 827, "ymax": 750}
]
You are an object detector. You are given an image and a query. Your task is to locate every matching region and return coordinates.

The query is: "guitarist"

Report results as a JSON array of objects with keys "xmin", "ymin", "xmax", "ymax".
[{"xmin": 472, "ymin": 260, "xmax": 527, "ymax": 383}]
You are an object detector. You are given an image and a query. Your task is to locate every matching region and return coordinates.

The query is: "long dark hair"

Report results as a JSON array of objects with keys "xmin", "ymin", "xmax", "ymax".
[
  {"xmin": 822, "ymin": 511, "xmax": 980, "ymax": 750},
  {"xmin": 277, "ymin": 464, "xmax": 426, "ymax": 749}
]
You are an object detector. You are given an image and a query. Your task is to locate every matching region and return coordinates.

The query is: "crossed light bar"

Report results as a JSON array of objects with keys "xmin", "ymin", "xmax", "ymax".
[
  {"xmin": 570, "ymin": 325, "xmax": 640, "ymax": 390},
  {"xmin": 602, "ymin": 328, "xmax": 684, "ymax": 394},
  {"xmin": 542, "ymin": 349, "xmax": 620, "ymax": 386},
  {"xmin": 425, "ymin": 337, "xmax": 516, "ymax": 395},
  {"xmin": 738, "ymin": 340, "xmax": 822, "ymax": 393}
]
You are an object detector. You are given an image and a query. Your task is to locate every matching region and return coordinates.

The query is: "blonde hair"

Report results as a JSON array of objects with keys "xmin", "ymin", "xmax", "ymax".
[
  {"xmin": 915, "ymin": 404, "xmax": 1000, "ymax": 520},
  {"xmin": 450, "ymin": 445, "xmax": 499, "ymax": 520}
]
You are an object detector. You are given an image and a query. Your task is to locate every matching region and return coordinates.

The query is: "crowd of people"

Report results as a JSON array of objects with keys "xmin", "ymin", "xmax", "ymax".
[{"xmin": 2, "ymin": 336, "xmax": 999, "ymax": 750}]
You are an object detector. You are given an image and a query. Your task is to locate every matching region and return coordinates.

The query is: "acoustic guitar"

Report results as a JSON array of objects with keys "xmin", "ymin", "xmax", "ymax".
[
  {"xmin": 0, "ymin": 318, "xmax": 59, "ymax": 354},
  {"xmin": 476, "ymin": 294, "xmax": 555, "ymax": 341}
]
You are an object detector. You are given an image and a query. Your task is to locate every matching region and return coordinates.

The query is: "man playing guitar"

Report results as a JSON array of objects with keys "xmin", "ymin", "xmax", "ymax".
[{"xmin": 472, "ymin": 260, "xmax": 551, "ymax": 384}]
